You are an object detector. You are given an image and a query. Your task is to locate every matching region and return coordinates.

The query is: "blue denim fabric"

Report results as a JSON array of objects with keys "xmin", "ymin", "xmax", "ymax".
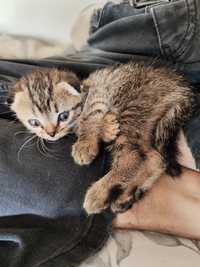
[{"xmin": 88, "ymin": 0, "xmax": 200, "ymax": 84}]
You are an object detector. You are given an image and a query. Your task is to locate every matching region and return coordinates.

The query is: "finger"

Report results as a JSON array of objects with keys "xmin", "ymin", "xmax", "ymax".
[{"xmin": 112, "ymin": 207, "xmax": 139, "ymax": 229}]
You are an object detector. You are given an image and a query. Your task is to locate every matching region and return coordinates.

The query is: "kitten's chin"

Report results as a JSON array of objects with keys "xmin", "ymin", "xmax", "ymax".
[
  {"xmin": 42, "ymin": 131, "xmax": 70, "ymax": 141},
  {"xmin": 42, "ymin": 135, "xmax": 63, "ymax": 142}
]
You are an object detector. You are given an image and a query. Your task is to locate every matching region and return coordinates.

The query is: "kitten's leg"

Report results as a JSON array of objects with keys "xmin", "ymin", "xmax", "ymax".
[
  {"xmin": 151, "ymin": 92, "xmax": 193, "ymax": 176},
  {"xmin": 112, "ymin": 150, "xmax": 165, "ymax": 213},
  {"xmin": 72, "ymin": 123, "xmax": 100, "ymax": 165},
  {"xmin": 101, "ymin": 112, "xmax": 120, "ymax": 143},
  {"xmin": 72, "ymin": 111, "xmax": 119, "ymax": 165},
  {"xmin": 84, "ymin": 146, "xmax": 166, "ymax": 214},
  {"xmin": 114, "ymin": 97, "xmax": 192, "ymax": 207},
  {"xmin": 126, "ymin": 93, "xmax": 193, "ymax": 204},
  {"xmin": 84, "ymin": 143, "xmax": 143, "ymax": 214},
  {"xmin": 83, "ymin": 170, "xmax": 124, "ymax": 214}
]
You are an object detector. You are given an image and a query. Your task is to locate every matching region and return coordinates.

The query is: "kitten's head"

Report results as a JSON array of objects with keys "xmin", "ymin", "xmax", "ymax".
[{"xmin": 10, "ymin": 69, "xmax": 82, "ymax": 141}]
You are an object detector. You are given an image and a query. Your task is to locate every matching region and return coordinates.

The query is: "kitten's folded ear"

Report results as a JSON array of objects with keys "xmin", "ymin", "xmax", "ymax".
[
  {"xmin": 7, "ymin": 82, "xmax": 22, "ymax": 105},
  {"xmin": 56, "ymin": 82, "xmax": 80, "ymax": 96},
  {"xmin": 62, "ymin": 71, "xmax": 81, "ymax": 93}
]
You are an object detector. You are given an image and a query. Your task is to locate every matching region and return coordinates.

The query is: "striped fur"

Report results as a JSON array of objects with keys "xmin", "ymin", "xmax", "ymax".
[{"xmin": 71, "ymin": 62, "xmax": 195, "ymax": 214}]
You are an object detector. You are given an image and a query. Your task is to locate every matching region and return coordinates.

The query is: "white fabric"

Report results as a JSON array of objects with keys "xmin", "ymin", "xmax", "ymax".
[
  {"xmin": 81, "ymin": 230, "xmax": 200, "ymax": 267},
  {"xmin": 0, "ymin": 0, "xmax": 96, "ymax": 44}
]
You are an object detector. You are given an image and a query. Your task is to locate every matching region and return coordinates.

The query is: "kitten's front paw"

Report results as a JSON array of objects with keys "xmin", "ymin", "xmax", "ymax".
[
  {"xmin": 84, "ymin": 174, "xmax": 128, "ymax": 214},
  {"xmin": 72, "ymin": 140, "xmax": 98, "ymax": 165},
  {"xmin": 111, "ymin": 179, "xmax": 150, "ymax": 213},
  {"xmin": 83, "ymin": 179, "xmax": 110, "ymax": 214},
  {"xmin": 111, "ymin": 180, "xmax": 152, "ymax": 213}
]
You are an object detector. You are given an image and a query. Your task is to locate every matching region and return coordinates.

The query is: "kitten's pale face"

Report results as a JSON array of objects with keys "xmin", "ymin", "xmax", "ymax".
[{"xmin": 11, "ymin": 71, "xmax": 82, "ymax": 141}]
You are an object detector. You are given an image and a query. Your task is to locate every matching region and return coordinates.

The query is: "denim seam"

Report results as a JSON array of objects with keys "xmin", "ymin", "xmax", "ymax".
[
  {"xmin": 89, "ymin": 6, "xmax": 104, "ymax": 35},
  {"xmin": 150, "ymin": 0, "xmax": 197, "ymax": 60},
  {"xmin": 90, "ymin": 1, "xmax": 136, "ymax": 34},
  {"xmin": 151, "ymin": 7, "xmax": 164, "ymax": 55},
  {"xmin": 145, "ymin": 1, "xmax": 170, "ymax": 13},
  {"xmin": 176, "ymin": 0, "xmax": 197, "ymax": 59},
  {"xmin": 89, "ymin": 2, "xmax": 113, "ymax": 35},
  {"xmin": 174, "ymin": 0, "xmax": 196, "ymax": 58}
]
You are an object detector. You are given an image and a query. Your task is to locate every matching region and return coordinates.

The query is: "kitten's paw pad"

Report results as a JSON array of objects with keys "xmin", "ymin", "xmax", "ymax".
[
  {"xmin": 72, "ymin": 140, "xmax": 98, "ymax": 165},
  {"xmin": 83, "ymin": 181, "xmax": 109, "ymax": 214},
  {"xmin": 102, "ymin": 113, "xmax": 120, "ymax": 142}
]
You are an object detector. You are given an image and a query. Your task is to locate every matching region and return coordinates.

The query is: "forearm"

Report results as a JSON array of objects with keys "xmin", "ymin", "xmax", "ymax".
[{"xmin": 113, "ymin": 168, "xmax": 200, "ymax": 239}]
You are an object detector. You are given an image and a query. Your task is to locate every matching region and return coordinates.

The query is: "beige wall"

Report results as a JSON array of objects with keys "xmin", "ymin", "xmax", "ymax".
[{"xmin": 0, "ymin": 0, "xmax": 96, "ymax": 44}]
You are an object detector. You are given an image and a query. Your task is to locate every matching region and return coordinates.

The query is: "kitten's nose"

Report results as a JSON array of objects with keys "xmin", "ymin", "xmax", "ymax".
[
  {"xmin": 45, "ymin": 124, "xmax": 57, "ymax": 137},
  {"xmin": 48, "ymin": 131, "xmax": 56, "ymax": 137}
]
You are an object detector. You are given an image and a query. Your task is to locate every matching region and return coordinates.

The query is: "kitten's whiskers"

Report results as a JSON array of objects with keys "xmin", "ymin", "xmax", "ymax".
[
  {"xmin": 36, "ymin": 138, "xmax": 57, "ymax": 158},
  {"xmin": 14, "ymin": 130, "xmax": 30, "ymax": 136},
  {"xmin": 41, "ymin": 139, "xmax": 55, "ymax": 153},
  {"xmin": 17, "ymin": 134, "xmax": 37, "ymax": 162},
  {"xmin": 36, "ymin": 138, "xmax": 47, "ymax": 157}
]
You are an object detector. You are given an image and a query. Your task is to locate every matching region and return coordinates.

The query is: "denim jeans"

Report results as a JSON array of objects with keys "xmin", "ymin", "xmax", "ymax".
[{"xmin": 0, "ymin": 1, "xmax": 199, "ymax": 266}]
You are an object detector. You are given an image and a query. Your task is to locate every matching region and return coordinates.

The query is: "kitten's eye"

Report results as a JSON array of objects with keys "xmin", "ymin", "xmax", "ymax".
[
  {"xmin": 58, "ymin": 111, "xmax": 69, "ymax": 122},
  {"xmin": 28, "ymin": 119, "xmax": 41, "ymax": 127}
]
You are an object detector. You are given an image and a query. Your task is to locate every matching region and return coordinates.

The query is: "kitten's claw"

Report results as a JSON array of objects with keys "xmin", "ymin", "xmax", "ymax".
[
  {"xmin": 111, "ymin": 182, "xmax": 149, "ymax": 213},
  {"xmin": 134, "ymin": 187, "xmax": 148, "ymax": 201},
  {"xmin": 134, "ymin": 174, "xmax": 159, "ymax": 201},
  {"xmin": 72, "ymin": 140, "xmax": 98, "ymax": 165},
  {"xmin": 111, "ymin": 195, "xmax": 133, "ymax": 213}
]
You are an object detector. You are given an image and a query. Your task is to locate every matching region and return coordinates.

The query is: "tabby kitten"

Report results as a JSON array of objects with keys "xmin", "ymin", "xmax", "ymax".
[
  {"xmin": 10, "ymin": 69, "xmax": 82, "ymax": 141},
  {"xmin": 72, "ymin": 62, "xmax": 194, "ymax": 214}
]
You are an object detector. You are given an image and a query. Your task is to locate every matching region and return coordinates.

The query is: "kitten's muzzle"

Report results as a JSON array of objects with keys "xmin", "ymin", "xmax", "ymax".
[
  {"xmin": 45, "ymin": 124, "xmax": 57, "ymax": 137},
  {"xmin": 47, "ymin": 130, "xmax": 56, "ymax": 137}
]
